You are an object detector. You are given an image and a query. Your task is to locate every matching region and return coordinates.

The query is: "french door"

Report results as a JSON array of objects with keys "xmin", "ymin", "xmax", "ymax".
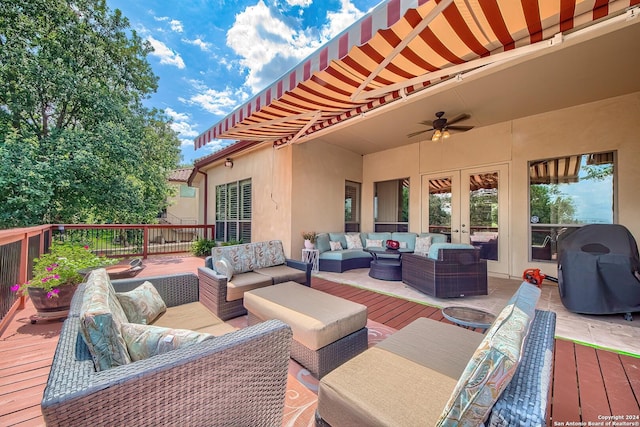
[{"xmin": 421, "ymin": 164, "xmax": 509, "ymax": 275}]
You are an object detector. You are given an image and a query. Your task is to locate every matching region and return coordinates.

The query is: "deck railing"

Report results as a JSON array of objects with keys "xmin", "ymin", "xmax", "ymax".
[{"xmin": 0, "ymin": 223, "xmax": 214, "ymax": 331}]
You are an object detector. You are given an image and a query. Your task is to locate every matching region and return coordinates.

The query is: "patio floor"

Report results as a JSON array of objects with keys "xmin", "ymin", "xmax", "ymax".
[{"xmin": 1, "ymin": 254, "xmax": 639, "ymax": 425}]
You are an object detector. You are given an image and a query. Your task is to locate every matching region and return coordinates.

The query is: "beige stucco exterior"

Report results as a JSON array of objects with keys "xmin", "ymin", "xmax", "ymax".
[
  {"xmin": 166, "ymin": 181, "xmax": 199, "ymax": 224},
  {"xmin": 195, "ymin": 91, "xmax": 640, "ymax": 279}
]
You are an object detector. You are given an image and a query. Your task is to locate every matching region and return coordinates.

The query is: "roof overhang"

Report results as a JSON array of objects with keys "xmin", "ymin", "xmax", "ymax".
[{"xmin": 194, "ymin": 0, "xmax": 639, "ymax": 151}]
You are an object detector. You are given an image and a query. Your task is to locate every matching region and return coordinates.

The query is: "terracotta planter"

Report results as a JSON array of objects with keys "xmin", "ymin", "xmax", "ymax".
[{"xmin": 27, "ymin": 284, "xmax": 79, "ymax": 322}]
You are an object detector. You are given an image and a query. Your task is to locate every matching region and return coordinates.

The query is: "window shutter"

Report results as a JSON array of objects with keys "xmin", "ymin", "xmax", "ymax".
[
  {"xmin": 241, "ymin": 180, "xmax": 252, "ymax": 220},
  {"xmin": 227, "ymin": 183, "xmax": 239, "ymax": 220}
]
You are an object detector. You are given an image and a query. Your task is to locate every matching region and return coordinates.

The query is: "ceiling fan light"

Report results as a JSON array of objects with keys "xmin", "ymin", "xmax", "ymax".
[
  {"xmin": 432, "ymin": 130, "xmax": 442, "ymax": 141},
  {"xmin": 442, "ymin": 130, "xmax": 451, "ymax": 139}
]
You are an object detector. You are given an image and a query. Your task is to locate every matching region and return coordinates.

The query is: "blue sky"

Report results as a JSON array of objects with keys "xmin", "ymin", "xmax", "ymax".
[{"xmin": 105, "ymin": 0, "xmax": 383, "ymax": 165}]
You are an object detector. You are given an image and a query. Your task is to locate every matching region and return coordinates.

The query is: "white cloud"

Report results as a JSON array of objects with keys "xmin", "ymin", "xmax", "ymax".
[
  {"xmin": 147, "ymin": 36, "xmax": 186, "ymax": 69},
  {"xmin": 180, "ymin": 82, "xmax": 239, "ymax": 116},
  {"xmin": 183, "ymin": 37, "xmax": 212, "ymax": 52},
  {"xmin": 226, "ymin": 0, "xmax": 367, "ymax": 93},
  {"xmin": 321, "ymin": 0, "xmax": 366, "ymax": 40},
  {"xmin": 170, "ymin": 19, "xmax": 184, "ymax": 33},
  {"xmin": 226, "ymin": 0, "xmax": 320, "ymax": 93},
  {"xmin": 165, "ymin": 108, "xmax": 199, "ymax": 141},
  {"xmin": 285, "ymin": 0, "xmax": 312, "ymax": 7}
]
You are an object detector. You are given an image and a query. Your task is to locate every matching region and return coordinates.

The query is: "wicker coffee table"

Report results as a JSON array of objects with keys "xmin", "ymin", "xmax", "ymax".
[
  {"xmin": 442, "ymin": 306, "xmax": 496, "ymax": 332},
  {"xmin": 366, "ymin": 248, "xmax": 403, "ymax": 281}
]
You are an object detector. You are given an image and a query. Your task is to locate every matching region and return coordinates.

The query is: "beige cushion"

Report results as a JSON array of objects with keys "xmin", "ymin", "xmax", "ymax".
[
  {"xmin": 329, "ymin": 241, "xmax": 343, "ymax": 251},
  {"xmin": 376, "ymin": 318, "xmax": 483, "ymax": 379},
  {"xmin": 153, "ymin": 302, "xmax": 237, "ymax": 336},
  {"xmin": 226, "ymin": 272, "xmax": 273, "ymax": 301},
  {"xmin": 254, "ymin": 265, "xmax": 306, "ymax": 285},
  {"xmin": 244, "ymin": 281, "xmax": 367, "ymax": 350},
  {"xmin": 318, "ymin": 317, "xmax": 484, "ymax": 426},
  {"xmin": 319, "ymin": 347, "xmax": 457, "ymax": 426},
  {"xmin": 414, "ymin": 235, "xmax": 432, "ymax": 256},
  {"xmin": 116, "ymin": 281, "xmax": 167, "ymax": 325}
]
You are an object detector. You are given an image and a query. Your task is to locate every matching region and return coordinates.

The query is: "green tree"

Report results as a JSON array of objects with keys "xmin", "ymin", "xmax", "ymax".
[{"xmin": 0, "ymin": 0, "xmax": 181, "ymax": 227}]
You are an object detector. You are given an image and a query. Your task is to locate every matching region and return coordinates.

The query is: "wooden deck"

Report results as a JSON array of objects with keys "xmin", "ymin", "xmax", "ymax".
[{"xmin": 1, "ymin": 261, "xmax": 639, "ymax": 425}]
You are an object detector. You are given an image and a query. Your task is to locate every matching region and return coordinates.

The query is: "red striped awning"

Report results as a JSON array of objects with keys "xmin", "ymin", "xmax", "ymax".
[{"xmin": 195, "ymin": 0, "xmax": 638, "ymax": 150}]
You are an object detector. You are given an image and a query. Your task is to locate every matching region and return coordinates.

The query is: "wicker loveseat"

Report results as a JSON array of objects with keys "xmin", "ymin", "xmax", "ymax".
[
  {"xmin": 41, "ymin": 272, "xmax": 293, "ymax": 427},
  {"xmin": 198, "ymin": 240, "xmax": 311, "ymax": 320},
  {"xmin": 402, "ymin": 243, "xmax": 488, "ymax": 298},
  {"xmin": 316, "ymin": 282, "xmax": 556, "ymax": 426}
]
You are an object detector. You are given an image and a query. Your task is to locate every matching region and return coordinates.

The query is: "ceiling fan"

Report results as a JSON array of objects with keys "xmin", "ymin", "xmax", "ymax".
[{"xmin": 407, "ymin": 111, "xmax": 474, "ymax": 141}]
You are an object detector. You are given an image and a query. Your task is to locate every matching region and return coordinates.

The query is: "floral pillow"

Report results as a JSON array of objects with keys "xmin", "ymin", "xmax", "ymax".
[
  {"xmin": 214, "ymin": 256, "xmax": 234, "ymax": 280},
  {"xmin": 329, "ymin": 241, "xmax": 343, "ymax": 251},
  {"xmin": 366, "ymin": 239, "xmax": 383, "ymax": 248},
  {"xmin": 414, "ymin": 236, "xmax": 432, "ymax": 256},
  {"xmin": 116, "ymin": 281, "xmax": 167, "ymax": 325},
  {"xmin": 121, "ymin": 323, "xmax": 214, "ymax": 361},
  {"xmin": 345, "ymin": 234, "xmax": 363, "ymax": 249}
]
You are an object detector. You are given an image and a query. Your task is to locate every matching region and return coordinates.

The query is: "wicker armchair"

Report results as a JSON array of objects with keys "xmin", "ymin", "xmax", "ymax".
[
  {"xmin": 42, "ymin": 273, "xmax": 293, "ymax": 427},
  {"xmin": 402, "ymin": 248, "xmax": 488, "ymax": 298}
]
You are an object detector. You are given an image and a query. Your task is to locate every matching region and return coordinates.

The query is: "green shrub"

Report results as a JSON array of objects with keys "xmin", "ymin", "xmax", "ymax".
[
  {"xmin": 221, "ymin": 240, "xmax": 243, "ymax": 246},
  {"xmin": 192, "ymin": 238, "xmax": 217, "ymax": 256}
]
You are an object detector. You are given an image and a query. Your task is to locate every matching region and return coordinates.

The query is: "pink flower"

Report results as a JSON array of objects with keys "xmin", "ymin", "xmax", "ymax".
[
  {"xmin": 84, "ymin": 245, "xmax": 89, "ymax": 249},
  {"xmin": 11, "ymin": 284, "xmax": 20, "ymax": 292},
  {"xmin": 54, "ymin": 274, "xmax": 60, "ymax": 279},
  {"xmin": 47, "ymin": 289, "xmax": 60, "ymax": 299}
]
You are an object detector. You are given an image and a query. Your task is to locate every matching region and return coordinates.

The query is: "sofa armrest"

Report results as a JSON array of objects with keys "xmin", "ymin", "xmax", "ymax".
[
  {"xmin": 42, "ymin": 317, "xmax": 293, "ymax": 426},
  {"xmin": 110, "ymin": 273, "xmax": 200, "ymax": 307},
  {"xmin": 488, "ymin": 309, "xmax": 556, "ymax": 426},
  {"xmin": 286, "ymin": 258, "xmax": 312, "ymax": 286}
]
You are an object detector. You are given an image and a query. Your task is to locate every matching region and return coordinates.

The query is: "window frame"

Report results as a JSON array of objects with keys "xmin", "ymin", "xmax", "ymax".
[{"xmin": 215, "ymin": 178, "xmax": 252, "ymax": 243}]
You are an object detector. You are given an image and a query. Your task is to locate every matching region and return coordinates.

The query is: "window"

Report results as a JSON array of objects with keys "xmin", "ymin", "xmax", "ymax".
[
  {"xmin": 374, "ymin": 178, "xmax": 409, "ymax": 232},
  {"xmin": 345, "ymin": 181, "xmax": 361, "ymax": 232},
  {"xmin": 179, "ymin": 184, "xmax": 196, "ymax": 198},
  {"xmin": 215, "ymin": 179, "xmax": 252, "ymax": 243},
  {"xmin": 529, "ymin": 151, "xmax": 615, "ymax": 261}
]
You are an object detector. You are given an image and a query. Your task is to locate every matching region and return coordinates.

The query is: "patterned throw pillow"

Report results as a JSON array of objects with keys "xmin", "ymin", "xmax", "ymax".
[
  {"xmin": 80, "ymin": 269, "xmax": 132, "ymax": 371},
  {"xmin": 329, "ymin": 241, "xmax": 343, "ymax": 251},
  {"xmin": 366, "ymin": 239, "xmax": 383, "ymax": 248},
  {"xmin": 214, "ymin": 256, "xmax": 235, "ymax": 280},
  {"xmin": 436, "ymin": 282, "xmax": 540, "ymax": 426},
  {"xmin": 414, "ymin": 236, "xmax": 432, "ymax": 255},
  {"xmin": 121, "ymin": 323, "xmax": 214, "ymax": 361},
  {"xmin": 345, "ymin": 234, "xmax": 363, "ymax": 249},
  {"xmin": 116, "ymin": 281, "xmax": 167, "ymax": 325}
]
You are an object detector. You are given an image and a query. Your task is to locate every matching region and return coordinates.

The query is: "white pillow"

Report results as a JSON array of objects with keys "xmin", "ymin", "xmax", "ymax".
[
  {"xmin": 414, "ymin": 236, "xmax": 432, "ymax": 256},
  {"xmin": 345, "ymin": 234, "xmax": 363, "ymax": 249},
  {"xmin": 366, "ymin": 239, "xmax": 383, "ymax": 248},
  {"xmin": 329, "ymin": 241, "xmax": 343, "ymax": 251},
  {"xmin": 399, "ymin": 241, "xmax": 408, "ymax": 249}
]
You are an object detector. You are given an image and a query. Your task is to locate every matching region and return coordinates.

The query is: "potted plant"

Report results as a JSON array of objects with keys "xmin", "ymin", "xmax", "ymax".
[
  {"xmin": 11, "ymin": 241, "xmax": 118, "ymax": 321},
  {"xmin": 301, "ymin": 231, "xmax": 317, "ymax": 249}
]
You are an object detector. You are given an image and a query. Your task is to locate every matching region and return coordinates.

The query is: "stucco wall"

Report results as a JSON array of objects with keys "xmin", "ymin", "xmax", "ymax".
[
  {"xmin": 361, "ymin": 91, "xmax": 640, "ymax": 278},
  {"xmin": 166, "ymin": 182, "xmax": 199, "ymax": 223},
  {"xmin": 291, "ymin": 140, "xmax": 363, "ymax": 256},
  {"xmin": 200, "ymin": 145, "xmax": 294, "ymax": 256}
]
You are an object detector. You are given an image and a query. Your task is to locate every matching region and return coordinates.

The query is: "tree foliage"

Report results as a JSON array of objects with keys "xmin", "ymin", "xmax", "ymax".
[{"xmin": 0, "ymin": 0, "xmax": 181, "ymax": 228}]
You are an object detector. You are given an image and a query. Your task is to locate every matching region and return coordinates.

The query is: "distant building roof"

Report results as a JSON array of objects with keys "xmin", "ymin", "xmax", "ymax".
[{"xmin": 169, "ymin": 168, "xmax": 193, "ymax": 182}]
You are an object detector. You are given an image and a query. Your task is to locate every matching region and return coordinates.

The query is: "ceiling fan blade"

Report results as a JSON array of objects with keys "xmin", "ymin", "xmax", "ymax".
[
  {"xmin": 419, "ymin": 120, "xmax": 434, "ymax": 127},
  {"xmin": 407, "ymin": 129, "xmax": 430, "ymax": 138},
  {"xmin": 446, "ymin": 113, "xmax": 471, "ymax": 126},
  {"xmin": 447, "ymin": 125, "xmax": 474, "ymax": 131}
]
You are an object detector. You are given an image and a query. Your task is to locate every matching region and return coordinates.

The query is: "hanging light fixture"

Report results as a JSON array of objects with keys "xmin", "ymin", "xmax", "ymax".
[
  {"xmin": 224, "ymin": 158, "xmax": 233, "ymax": 168},
  {"xmin": 431, "ymin": 129, "xmax": 442, "ymax": 141}
]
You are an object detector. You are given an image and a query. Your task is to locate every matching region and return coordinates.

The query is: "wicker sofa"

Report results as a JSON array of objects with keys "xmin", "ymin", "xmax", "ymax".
[
  {"xmin": 41, "ymin": 272, "xmax": 293, "ymax": 427},
  {"xmin": 402, "ymin": 243, "xmax": 488, "ymax": 298},
  {"xmin": 316, "ymin": 282, "xmax": 556, "ymax": 426},
  {"xmin": 316, "ymin": 232, "xmax": 447, "ymax": 272},
  {"xmin": 198, "ymin": 240, "xmax": 311, "ymax": 320}
]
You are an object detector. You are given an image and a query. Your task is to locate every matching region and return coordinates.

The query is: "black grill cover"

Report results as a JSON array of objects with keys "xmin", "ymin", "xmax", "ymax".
[{"xmin": 557, "ymin": 224, "xmax": 640, "ymax": 315}]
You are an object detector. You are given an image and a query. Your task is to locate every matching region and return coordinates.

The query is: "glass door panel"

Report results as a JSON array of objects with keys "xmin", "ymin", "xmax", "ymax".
[{"xmin": 423, "ymin": 164, "xmax": 509, "ymax": 275}]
